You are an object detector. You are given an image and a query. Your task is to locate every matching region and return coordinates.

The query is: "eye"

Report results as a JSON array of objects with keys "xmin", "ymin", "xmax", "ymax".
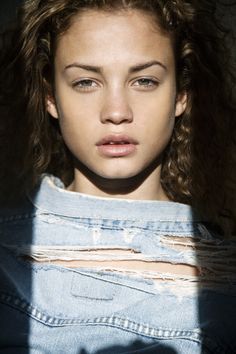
[
  {"xmin": 133, "ymin": 78, "xmax": 159, "ymax": 89},
  {"xmin": 72, "ymin": 79, "xmax": 99, "ymax": 91}
]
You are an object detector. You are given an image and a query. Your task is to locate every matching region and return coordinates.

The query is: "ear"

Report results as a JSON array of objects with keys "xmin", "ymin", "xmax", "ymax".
[
  {"xmin": 175, "ymin": 91, "xmax": 187, "ymax": 117},
  {"xmin": 46, "ymin": 95, "xmax": 59, "ymax": 119}
]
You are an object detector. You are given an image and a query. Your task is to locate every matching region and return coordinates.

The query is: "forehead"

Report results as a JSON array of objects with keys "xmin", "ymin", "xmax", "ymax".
[{"xmin": 55, "ymin": 9, "xmax": 174, "ymax": 67}]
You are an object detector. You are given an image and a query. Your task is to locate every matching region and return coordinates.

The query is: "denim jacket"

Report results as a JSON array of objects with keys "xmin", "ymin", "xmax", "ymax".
[{"xmin": 0, "ymin": 174, "xmax": 236, "ymax": 354}]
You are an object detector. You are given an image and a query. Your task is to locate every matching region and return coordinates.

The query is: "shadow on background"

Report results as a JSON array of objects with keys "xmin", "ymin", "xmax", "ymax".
[
  {"xmin": 0, "ymin": 205, "xmax": 33, "ymax": 354},
  {"xmin": 0, "ymin": 2, "xmax": 31, "ymax": 353}
]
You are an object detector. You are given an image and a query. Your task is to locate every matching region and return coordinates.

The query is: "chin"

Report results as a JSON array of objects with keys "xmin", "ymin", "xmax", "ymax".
[
  {"xmin": 75, "ymin": 158, "xmax": 147, "ymax": 181},
  {"xmin": 96, "ymin": 171, "xmax": 138, "ymax": 180}
]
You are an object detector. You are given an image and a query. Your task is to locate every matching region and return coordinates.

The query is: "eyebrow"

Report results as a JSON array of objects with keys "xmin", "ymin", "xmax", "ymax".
[{"xmin": 64, "ymin": 60, "xmax": 167, "ymax": 73}]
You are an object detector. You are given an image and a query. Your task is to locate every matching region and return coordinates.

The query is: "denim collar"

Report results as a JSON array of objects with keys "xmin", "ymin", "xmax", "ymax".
[{"xmin": 27, "ymin": 174, "xmax": 203, "ymax": 222}]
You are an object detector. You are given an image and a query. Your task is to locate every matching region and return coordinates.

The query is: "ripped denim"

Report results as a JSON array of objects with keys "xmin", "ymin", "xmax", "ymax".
[{"xmin": 0, "ymin": 174, "xmax": 236, "ymax": 354}]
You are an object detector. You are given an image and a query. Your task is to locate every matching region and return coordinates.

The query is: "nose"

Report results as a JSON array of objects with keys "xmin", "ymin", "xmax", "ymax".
[{"xmin": 100, "ymin": 89, "xmax": 133, "ymax": 125}]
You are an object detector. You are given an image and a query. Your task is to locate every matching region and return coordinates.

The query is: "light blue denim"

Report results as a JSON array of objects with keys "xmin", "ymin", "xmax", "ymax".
[{"xmin": 0, "ymin": 174, "xmax": 236, "ymax": 354}]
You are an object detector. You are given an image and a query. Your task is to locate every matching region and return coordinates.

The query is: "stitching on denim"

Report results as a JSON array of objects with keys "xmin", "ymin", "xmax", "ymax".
[
  {"xmin": 0, "ymin": 292, "xmax": 204, "ymax": 335},
  {"xmin": 37, "ymin": 212, "xmax": 201, "ymax": 233},
  {"xmin": 0, "ymin": 292, "xmax": 229, "ymax": 353},
  {"xmin": 0, "ymin": 213, "xmax": 35, "ymax": 223}
]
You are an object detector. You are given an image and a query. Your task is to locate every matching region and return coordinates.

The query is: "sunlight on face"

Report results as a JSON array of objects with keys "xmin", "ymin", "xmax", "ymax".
[{"xmin": 47, "ymin": 9, "xmax": 186, "ymax": 198}]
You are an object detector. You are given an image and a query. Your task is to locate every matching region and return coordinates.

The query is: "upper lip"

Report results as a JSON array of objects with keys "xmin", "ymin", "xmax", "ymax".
[{"xmin": 96, "ymin": 134, "xmax": 138, "ymax": 146}]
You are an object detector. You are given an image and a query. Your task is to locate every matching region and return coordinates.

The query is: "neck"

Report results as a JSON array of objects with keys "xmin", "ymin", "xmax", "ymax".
[{"xmin": 66, "ymin": 160, "xmax": 170, "ymax": 201}]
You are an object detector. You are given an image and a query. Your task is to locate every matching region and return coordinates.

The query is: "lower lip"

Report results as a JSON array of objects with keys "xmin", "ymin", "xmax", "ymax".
[{"xmin": 97, "ymin": 144, "xmax": 137, "ymax": 157}]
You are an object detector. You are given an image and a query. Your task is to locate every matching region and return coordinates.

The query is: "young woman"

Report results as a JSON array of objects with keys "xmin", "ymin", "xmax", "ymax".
[{"xmin": 0, "ymin": 0, "xmax": 236, "ymax": 353}]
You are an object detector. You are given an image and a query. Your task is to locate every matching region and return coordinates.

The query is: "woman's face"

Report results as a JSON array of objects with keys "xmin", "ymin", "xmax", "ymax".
[{"xmin": 47, "ymin": 9, "xmax": 186, "ymax": 190}]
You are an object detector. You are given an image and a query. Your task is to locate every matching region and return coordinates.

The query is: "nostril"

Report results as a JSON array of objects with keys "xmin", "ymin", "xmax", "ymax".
[{"xmin": 100, "ymin": 103, "xmax": 133, "ymax": 124}]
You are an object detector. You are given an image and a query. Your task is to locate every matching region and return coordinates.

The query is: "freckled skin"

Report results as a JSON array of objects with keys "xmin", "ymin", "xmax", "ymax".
[{"xmin": 47, "ymin": 9, "xmax": 186, "ymax": 200}]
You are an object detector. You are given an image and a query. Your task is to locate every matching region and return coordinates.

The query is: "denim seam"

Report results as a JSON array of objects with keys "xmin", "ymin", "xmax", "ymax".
[
  {"xmin": 34, "ymin": 212, "xmax": 201, "ymax": 234},
  {"xmin": 0, "ymin": 293, "xmax": 229, "ymax": 353},
  {"xmin": 0, "ymin": 213, "xmax": 36, "ymax": 223},
  {"xmin": 0, "ymin": 292, "xmax": 208, "ymax": 338}
]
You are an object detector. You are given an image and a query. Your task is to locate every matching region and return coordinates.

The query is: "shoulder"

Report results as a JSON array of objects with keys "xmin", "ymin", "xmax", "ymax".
[
  {"xmin": 0, "ymin": 174, "xmax": 55, "ymax": 229},
  {"xmin": 0, "ymin": 173, "xmax": 66, "ymax": 230},
  {"xmin": 0, "ymin": 195, "xmax": 36, "ymax": 221}
]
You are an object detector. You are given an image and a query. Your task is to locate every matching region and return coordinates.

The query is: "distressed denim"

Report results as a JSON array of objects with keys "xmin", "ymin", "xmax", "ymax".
[{"xmin": 0, "ymin": 174, "xmax": 236, "ymax": 354}]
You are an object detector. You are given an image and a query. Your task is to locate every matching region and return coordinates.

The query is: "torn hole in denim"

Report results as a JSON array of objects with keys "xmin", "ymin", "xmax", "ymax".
[
  {"xmin": 160, "ymin": 235, "xmax": 223, "ymax": 251},
  {"xmin": 4, "ymin": 236, "xmax": 236, "ymax": 288},
  {"xmin": 12, "ymin": 244, "xmax": 201, "ymax": 278},
  {"xmin": 22, "ymin": 256, "xmax": 200, "ymax": 276},
  {"xmin": 161, "ymin": 236, "xmax": 236, "ymax": 268}
]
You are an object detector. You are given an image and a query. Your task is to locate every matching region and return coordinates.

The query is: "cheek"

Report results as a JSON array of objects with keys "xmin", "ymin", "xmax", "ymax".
[
  {"xmin": 138, "ymin": 97, "xmax": 176, "ymax": 134},
  {"xmin": 57, "ymin": 97, "xmax": 97, "ymax": 135},
  {"xmin": 136, "ymin": 81, "xmax": 176, "ymax": 120},
  {"xmin": 56, "ymin": 82, "xmax": 97, "ymax": 118}
]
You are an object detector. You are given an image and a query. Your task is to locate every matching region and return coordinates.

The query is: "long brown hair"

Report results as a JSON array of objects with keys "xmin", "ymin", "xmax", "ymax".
[{"xmin": 0, "ymin": 0, "xmax": 236, "ymax": 236}]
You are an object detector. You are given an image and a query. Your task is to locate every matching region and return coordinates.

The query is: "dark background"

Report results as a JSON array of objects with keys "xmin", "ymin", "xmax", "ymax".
[
  {"xmin": 0, "ymin": 0, "xmax": 22, "ymax": 29},
  {"xmin": 1, "ymin": 1, "xmax": 234, "ymax": 78},
  {"xmin": 0, "ymin": 0, "xmax": 235, "ymax": 63},
  {"xmin": 0, "ymin": 0, "xmax": 236, "ymax": 33}
]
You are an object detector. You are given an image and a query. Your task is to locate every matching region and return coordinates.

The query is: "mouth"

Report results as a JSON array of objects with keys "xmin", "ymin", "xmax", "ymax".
[
  {"xmin": 96, "ymin": 135, "xmax": 138, "ymax": 146},
  {"xmin": 96, "ymin": 135, "xmax": 138, "ymax": 157},
  {"xmin": 103, "ymin": 141, "xmax": 129, "ymax": 145}
]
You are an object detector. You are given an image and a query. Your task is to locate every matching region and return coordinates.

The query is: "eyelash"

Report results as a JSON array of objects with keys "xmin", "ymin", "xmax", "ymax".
[
  {"xmin": 72, "ymin": 79, "xmax": 97, "ymax": 91},
  {"xmin": 72, "ymin": 78, "xmax": 159, "ymax": 91},
  {"xmin": 133, "ymin": 78, "xmax": 159, "ymax": 88}
]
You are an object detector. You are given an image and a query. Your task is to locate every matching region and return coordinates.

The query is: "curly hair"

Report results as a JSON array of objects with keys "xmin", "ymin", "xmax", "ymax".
[{"xmin": 0, "ymin": 0, "xmax": 236, "ymax": 236}]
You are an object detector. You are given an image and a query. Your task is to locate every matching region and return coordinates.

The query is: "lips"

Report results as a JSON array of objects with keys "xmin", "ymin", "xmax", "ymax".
[
  {"xmin": 96, "ymin": 135, "xmax": 138, "ymax": 146},
  {"xmin": 96, "ymin": 134, "xmax": 138, "ymax": 157}
]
